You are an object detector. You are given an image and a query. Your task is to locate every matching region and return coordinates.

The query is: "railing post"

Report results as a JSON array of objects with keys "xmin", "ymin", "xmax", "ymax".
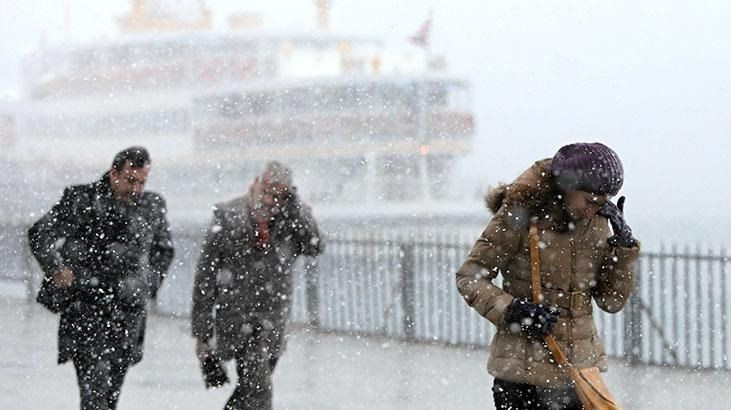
[
  {"xmin": 625, "ymin": 259, "xmax": 643, "ymax": 365},
  {"xmin": 400, "ymin": 244, "xmax": 416, "ymax": 341},
  {"xmin": 305, "ymin": 256, "xmax": 320, "ymax": 329},
  {"xmin": 22, "ymin": 228, "xmax": 36, "ymax": 303}
]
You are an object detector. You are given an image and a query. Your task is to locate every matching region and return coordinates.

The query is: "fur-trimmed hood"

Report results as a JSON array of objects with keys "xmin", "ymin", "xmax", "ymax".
[
  {"xmin": 484, "ymin": 158, "xmax": 574, "ymax": 231},
  {"xmin": 484, "ymin": 183, "xmax": 508, "ymax": 215}
]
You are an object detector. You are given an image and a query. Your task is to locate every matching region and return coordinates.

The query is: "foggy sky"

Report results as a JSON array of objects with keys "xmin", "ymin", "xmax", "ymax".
[{"xmin": 2, "ymin": 0, "xmax": 731, "ymax": 235}]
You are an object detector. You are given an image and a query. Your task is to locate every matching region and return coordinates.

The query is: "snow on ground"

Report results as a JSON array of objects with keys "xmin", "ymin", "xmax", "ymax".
[{"xmin": 1, "ymin": 290, "xmax": 731, "ymax": 409}]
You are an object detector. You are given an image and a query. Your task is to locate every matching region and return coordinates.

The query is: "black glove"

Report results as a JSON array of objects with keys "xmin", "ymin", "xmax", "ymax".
[
  {"xmin": 36, "ymin": 275, "xmax": 74, "ymax": 313},
  {"xmin": 199, "ymin": 351, "xmax": 229, "ymax": 389},
  {"xmin": 503, "ymin": 298, "xmax": 560, "ymax": 338},
  {"xmin": 598, "ymin": 196, "xmax": 637, "ymax": 248},
  {"xmin": 278, "ymin": 186, "xmax": 300, "ymax": 218}
]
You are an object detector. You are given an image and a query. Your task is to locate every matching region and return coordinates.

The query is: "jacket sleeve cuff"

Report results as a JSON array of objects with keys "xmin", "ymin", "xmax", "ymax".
[
  {"xmin": 485, "ymin": 293, "xmax": 515, "ymax": 327},
  {"xmin": 611, "ymin": 240, "xmax": 641, "ymax": 260}
]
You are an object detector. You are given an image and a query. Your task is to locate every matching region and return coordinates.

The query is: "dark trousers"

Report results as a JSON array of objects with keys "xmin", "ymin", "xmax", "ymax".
[
  {"xmin": 493, "ymin": 378, "xmax": 582, "ymax": 410},
  {"xmin": 72, "ymin": 353, "xmax": 131, "ymax": 410},
  {"xmin": 225, "ymin": 324, "xmax": 283, "ymax": 410}
]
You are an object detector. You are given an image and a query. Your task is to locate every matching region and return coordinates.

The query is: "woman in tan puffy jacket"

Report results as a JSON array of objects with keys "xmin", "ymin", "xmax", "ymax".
[{"xmin": 456, "ymin": 143, "xmax": 640, "ymax": 409}]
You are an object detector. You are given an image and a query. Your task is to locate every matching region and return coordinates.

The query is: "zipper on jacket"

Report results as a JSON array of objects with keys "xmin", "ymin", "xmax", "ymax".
[{"xmin": 567, "ymin": 234, "xmax": 575, "ymax": 360}]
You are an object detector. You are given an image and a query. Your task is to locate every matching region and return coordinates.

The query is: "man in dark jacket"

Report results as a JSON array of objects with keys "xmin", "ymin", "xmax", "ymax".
[
  {"xmin": 28, "ymin": 146, "xmax": 174, "ymax": 410},
  {"xmin": 192, "ymin": 161, "xmax": 323, "ymax": 410}
]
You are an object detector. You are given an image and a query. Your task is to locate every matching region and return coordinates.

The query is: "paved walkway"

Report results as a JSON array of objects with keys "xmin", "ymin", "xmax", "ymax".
[{"xmin": 1, "ymin": 291, "xmax": 730, "ymax": 409}]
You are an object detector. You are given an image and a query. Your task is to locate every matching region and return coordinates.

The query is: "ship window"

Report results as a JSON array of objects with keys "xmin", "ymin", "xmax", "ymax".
[
  {"xmin": 219, "ymin": 95, "xmax": 244, "ymax": 117},
  {"xmin": 281, "ymin": 88, "xmax": 310, "ymax": 113},
  {"xmin": 330, "ymin": 86, "xmax": 360, "ymax": 108},
  {"xmin": 379, "ymin": 156, "xmax": 419, "ymax": 201},
  {"xmin": 391, "ymin": 83, "xmax": 418, "ymax": 108},
  {"xmin": 426, "ymin": 82, "xmax": 448, "ymax": 107},
  {"xmin": 245, "ymin": 93, "xmax": 272, "ymax": 116},
  {"xmin": 109, "ymin": 45, "xmax": 132, "ymax": 66},
  {"xmin": 74, "ymin": 49, "xmax": 103, "ymax": 69}
]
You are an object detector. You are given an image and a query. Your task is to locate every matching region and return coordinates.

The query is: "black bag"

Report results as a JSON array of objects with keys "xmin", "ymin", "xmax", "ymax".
[
  {"xmin": 200, "ymin": 352, "xmax": 230, "ymax": 389},
  {"xmin": 36, "ymin": 276, "xmax": 74, "ymax": 313}
]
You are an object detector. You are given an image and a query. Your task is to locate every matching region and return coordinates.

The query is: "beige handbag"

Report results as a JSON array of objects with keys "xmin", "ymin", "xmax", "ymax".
[{"xmin": 529, "ymin": 224, "xmax": 620, "ymax": 410}]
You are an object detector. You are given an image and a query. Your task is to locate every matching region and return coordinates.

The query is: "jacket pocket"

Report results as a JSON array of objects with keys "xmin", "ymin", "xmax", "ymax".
[{"xmin": 526, "ymin": 338, "xmax": 549, "ymax": 369}]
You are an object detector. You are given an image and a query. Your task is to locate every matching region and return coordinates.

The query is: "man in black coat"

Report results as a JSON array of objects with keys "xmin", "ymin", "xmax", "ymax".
[
  {"xmin": 28, "ymin": 146, "xmax": 174, "ymax": 410},
  {"xmin": 192, "ymin": 161, "xmax": 323, "ymax": 410}
]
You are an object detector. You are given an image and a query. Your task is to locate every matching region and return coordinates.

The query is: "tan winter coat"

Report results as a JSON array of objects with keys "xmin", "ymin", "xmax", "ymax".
[{"xmin": 456, "ymin": 159, "xmax": 640, "ymax": 388}]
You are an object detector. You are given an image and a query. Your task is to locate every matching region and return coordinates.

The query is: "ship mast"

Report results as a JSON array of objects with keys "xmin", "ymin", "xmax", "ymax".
[{"xmin": 315, "ymin": 0, "xmax": 331, "ymax": 30}]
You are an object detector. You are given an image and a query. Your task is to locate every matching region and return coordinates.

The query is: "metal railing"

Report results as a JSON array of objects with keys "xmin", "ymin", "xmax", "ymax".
[
  {"xmin": 632, "ymin": 246, "xmax": 730, "ymax": 369},
  {"xmin": 299, "ymin": 233, "xmax": 490, "ymax": 346},
  {"xmin": 0, "ymin": 222, "xmax": 37, "ymax": 299},
  {"xmin": 3, "ymin": 221, "xmax": 730, "ymax": 370}
]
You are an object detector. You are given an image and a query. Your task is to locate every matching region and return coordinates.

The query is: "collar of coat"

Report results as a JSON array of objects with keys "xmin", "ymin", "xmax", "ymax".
[
  {"xmin": 484, "ymin": 158, "xmax": 584, "ymax": 232},
  {"xmin": 95, "ymin": 172, "xmax": 115, "ymax": 199},
  {"xmin": 217, "ymin": 195, "xmax": 278, "ymax": 231}
]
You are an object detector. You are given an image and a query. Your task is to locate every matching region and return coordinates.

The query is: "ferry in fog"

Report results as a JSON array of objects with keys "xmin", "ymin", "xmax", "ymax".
[{"xmin": 5, "ymin": 0, "xmax": 476, "ymax": 220}]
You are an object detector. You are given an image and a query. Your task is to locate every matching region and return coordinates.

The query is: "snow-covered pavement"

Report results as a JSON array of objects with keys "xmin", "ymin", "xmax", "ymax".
[{"xmin": 1, "ymin": 291, "xmax": 730, "ymax": 409}]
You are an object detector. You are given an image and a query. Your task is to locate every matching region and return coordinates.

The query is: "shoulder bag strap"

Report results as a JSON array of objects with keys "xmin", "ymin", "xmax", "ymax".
[{"xmin": 529, "ymin": 223, "xmax": 572, "ymax": 368}]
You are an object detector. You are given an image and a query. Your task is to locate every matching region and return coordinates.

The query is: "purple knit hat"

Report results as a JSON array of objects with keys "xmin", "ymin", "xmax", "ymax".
[{"xmin": 551, "ymin": 142, "xmax": 624, "ymax": 196}]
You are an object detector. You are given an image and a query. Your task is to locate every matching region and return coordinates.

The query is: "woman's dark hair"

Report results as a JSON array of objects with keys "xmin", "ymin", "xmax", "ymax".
[{"xmin": 111, "ymin": 146, "xmax": 150, "ymax": 171}]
